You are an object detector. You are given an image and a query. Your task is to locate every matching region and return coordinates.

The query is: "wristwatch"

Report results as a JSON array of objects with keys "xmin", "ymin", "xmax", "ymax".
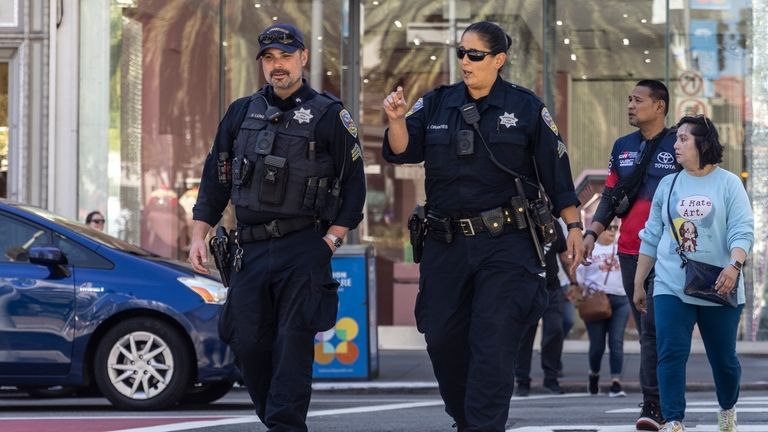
[
  {"xmin": 583, "ymin": 229, "xmax": 598, "ymax": 241},
  {"xmin": 324, "ymin": 233, "xmax": 343, "ymax": 249},
  {"xmin": 566, "ymin": 221, "xmax": 584, "ymax": 231},
  {"xmin": 730, "ymin": 259, "xmax": 744, "ymax": 272}
]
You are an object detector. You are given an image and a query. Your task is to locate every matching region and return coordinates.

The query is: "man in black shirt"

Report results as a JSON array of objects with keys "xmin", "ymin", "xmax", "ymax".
[{"xmin": 188, "ymin": 23, "xmax": 365, "ymax": 432}]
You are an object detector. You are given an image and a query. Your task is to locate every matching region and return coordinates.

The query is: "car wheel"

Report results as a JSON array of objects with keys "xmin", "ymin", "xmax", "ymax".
[
  {"xmin": 93, "ymin": 317, "xmax": 193, "ymax": 410},
  {"xmin": 179, "ymin": 380, "xmax": 234, "ymax": 405}
]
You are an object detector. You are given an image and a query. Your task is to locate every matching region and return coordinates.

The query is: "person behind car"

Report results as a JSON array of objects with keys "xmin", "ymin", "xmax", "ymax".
[{"xmin": 85, "ymin": 210, "xmax": 105, "ymax": 231}]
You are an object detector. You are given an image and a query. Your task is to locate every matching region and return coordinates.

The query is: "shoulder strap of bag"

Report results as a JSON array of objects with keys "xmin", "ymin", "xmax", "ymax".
[
  {"xmin": 616, "ymin": 128, "xmax": 669, "ymax": 196},
  {"xmin": 666, "ymin": 171, "xmax": 688, "ymax": 267}
]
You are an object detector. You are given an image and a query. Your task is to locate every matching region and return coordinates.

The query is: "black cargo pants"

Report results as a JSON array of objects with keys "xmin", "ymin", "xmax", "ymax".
[
  {"xmin": 225, "ymin": 228, "xmax": 339, "ymax": 432},
  {"xmin": 417, "ymin": 227, "xmax": 548, "ymax": 432}
]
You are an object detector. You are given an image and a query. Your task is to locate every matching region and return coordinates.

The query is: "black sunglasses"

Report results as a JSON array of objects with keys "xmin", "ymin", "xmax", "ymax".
[
  {"xmin": 91, "ymin": 219, "xmax": 105, "ymax": 224},
  {"xmin": 456, "ymin": 47, "xmax": 493, "ymax": 62},
  {"xmin": 258, "ymin": 31, "xmax": 302, "ymax": 47}
]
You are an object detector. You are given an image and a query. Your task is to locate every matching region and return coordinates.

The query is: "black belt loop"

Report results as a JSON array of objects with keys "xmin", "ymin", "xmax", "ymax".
[{"xmin": 238, "ymin": 216, "xmax": 315, "ymax": 243}]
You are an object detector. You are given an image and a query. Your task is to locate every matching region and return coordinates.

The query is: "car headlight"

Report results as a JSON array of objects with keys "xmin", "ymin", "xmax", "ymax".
[{"xmin": 178, "ymin": 276, "xmax": 228, "ymax": 304}]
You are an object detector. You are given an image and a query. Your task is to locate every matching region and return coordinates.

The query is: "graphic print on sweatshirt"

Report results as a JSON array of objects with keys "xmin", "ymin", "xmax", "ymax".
[{"xmin": 671, "ymin": 194, "xmax": 714, "ymax": 254}]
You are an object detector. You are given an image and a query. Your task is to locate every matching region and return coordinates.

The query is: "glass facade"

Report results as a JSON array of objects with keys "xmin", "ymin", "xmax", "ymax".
[
  {"xmin": 0, "ymin": 62, "xmax": 7, "ymax": 198},
  {"xmin": 81, "ymin": 0, "xmax": 768, "ymax": 338}
]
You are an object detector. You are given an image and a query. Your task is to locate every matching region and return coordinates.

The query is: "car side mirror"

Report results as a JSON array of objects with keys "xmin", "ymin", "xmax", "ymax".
[
  {"xmin": 29, "ymin": 247, "xmax": 68, "ymax": 266},
  {"xmin": 28, "ymin": 247, "xmax": 70, "ymax": 278}
]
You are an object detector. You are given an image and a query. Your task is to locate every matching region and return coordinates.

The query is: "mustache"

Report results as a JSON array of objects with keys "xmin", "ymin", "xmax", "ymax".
[{"xmin": 270, "ymin": 68, "xmax": 290, "ymax": 77}]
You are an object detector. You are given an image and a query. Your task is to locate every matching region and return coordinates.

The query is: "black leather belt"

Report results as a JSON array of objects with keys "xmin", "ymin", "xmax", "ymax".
[
  {"xmin": 430, "ymin": 207, "xmax": 516, "ymax": 237},
  {"xmin": 238, "ymin": 216, "xmax": 316, "ymax": 243}
]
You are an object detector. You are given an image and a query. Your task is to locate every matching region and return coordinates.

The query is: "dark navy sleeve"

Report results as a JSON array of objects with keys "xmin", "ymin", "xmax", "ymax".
[
  {"xmin": 381, "ymin": 95, "xmax": 429, "ymax": 164},
  {"xmin": 192, "ymin": 97, "xmax": 250, "ymax": 226},
  {"xmin": 531, "ymin": 103, "xmax": 580, "ymax": 216},
  {"xmin": 317, "ymin": 104, "xmax": 366, "ymax": 229}
]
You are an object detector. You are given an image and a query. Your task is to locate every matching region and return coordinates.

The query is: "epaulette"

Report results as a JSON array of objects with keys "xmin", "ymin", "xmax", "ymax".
[{"xmin": 321, "ymin": 91, "xmax": 342, "ymax": 104}]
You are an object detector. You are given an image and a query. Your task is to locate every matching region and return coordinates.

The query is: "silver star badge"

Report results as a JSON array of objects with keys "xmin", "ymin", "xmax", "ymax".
[
  {"xmin": 293, "ymin": 107, "xmax": 313, "ymax": 124},
  {"xmin": 499, "ymin": 112, "xmax": 518, "ymax": 128}
]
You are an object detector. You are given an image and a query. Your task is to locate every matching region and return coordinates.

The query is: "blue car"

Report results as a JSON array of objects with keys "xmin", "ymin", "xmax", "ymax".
[{"xmin": 0, "ymin": 200, "xmax": 238, "ymax": 410}]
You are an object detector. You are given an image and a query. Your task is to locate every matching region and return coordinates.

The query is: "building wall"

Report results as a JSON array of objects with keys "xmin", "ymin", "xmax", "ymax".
[{"xmin": 0, "ymin": 0, "xmax": 50, "ymax": 207}]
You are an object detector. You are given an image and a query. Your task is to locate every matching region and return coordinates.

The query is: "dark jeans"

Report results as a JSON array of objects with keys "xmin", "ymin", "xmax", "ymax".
[
  {"xmin": 618, "ymin": 253, "xmax": 659, "ymax": 403},
  {"xmin": 516, "ymin": 285, "xmax": 565, "ymax": 383},
  {"xmin": 584, "ymin": 294, "xmax": 630, "ymax": 376},
  {"xmin": 655, "ymin": 295, "xmax": 743, "ymax": 422}
]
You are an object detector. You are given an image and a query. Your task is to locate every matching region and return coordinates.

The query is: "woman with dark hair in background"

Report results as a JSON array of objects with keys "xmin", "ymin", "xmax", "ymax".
[
  {"xmin": 85, "ymin": 210, "xmax": 105, "ymax": 231},
  {"xmin": 382, "ymin": 21, "xmax": 584, "ymax": 431},
  {"xmin": 634, "ymin": 116, "xmax": 753, "ymax": 432}
]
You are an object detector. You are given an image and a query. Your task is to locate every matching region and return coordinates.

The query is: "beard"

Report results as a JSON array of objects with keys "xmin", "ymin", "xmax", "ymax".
[{"xmin": 268, "ymin": 69, "xmax": 301, "ymax": 91}]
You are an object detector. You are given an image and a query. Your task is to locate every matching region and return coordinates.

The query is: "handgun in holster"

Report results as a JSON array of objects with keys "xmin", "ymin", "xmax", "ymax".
[
  {"xmin": 408, "ymin": 205, "xmax": 427, "ymax": 263},
  {"xmin": 208, "ymin": 226, "xmax": 231, "ymax": 288}
]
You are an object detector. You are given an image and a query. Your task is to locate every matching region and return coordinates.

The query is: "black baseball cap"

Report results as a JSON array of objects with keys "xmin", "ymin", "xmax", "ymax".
[{"xmin": 257, "ymin": 23, "xmax": 306, "ymax": 58}]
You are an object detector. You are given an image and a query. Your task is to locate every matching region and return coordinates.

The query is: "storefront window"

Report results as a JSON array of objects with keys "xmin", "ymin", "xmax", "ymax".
[
  {"xmin": 82, "ymin": 0, "xmax": 221, "ymax": 259},
  {"xmin": 0, "ymin": 62, "xmax": 7, "ymax": 198},
  {"xmin": 360, "ymin": 0, "xmax": 543, "ymax": 261}
]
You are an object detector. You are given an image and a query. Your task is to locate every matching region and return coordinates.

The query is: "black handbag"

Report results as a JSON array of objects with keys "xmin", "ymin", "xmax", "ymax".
[{"xmin": 666, "ymin": 172, "xmax": 738, "ymax": 308}]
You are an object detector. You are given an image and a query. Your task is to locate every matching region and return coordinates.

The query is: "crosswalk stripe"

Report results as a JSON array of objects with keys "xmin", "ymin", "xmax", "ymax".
[{"xmin": 507, "ymin": 426, "xmax": 768, "ymax": 432}]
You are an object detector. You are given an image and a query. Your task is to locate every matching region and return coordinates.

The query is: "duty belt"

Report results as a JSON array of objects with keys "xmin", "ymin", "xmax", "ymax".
[
  {"xmin": 238, "ymin": 216, "xmax": 316, "ymax": 243},
  {"xmin": 429, "ymin": 206, "xmax": 516, "ymax": 237}
]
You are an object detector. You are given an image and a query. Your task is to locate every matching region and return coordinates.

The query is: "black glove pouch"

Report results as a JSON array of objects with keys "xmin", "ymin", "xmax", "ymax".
[
  {"xmin": 480, "ymin": 207, "xmax": 505, "ymax": 237},
  {"xmin": 259, "ymin": 155, "xmax": 288, "ymax": 205}
]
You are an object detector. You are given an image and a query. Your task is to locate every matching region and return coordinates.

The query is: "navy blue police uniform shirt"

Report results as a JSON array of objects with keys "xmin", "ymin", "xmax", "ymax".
[
  {"xmin": 383, "ymin": 77, "xmax": 579, "ymax": 217},
  {"xmin": 193, "ymin": 82, "xmax": 366, "ymax": 229}
]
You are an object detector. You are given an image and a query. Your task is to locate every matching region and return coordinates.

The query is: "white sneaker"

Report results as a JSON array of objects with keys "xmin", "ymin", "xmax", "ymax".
[
  {"xmin": 659, "ymin": 420, "xmax": 686, "ymax": 432},
  {"xmin": 718, "ymin": 408, "xmax": 737, "ymax": 432}
]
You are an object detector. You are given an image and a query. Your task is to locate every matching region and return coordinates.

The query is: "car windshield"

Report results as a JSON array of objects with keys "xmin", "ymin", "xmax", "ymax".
[{"xmin": 17, "ymin": 205, "xmax": 153, "ymax": 256}]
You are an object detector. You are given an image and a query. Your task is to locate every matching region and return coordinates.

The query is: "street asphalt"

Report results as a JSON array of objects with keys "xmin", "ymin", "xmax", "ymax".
[{"xmin": 313, "ymin": 345, "xmax": 768, "ymax": 394}]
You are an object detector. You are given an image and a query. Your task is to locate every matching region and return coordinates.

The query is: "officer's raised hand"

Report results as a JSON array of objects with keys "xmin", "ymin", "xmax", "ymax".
[
  {"xmin": 383, "ymin": 86, "xmax": 410, "ymax": 155},
  {"xmin": 382, "ymin": 86, "xmax": 408, "ymax": 120}
]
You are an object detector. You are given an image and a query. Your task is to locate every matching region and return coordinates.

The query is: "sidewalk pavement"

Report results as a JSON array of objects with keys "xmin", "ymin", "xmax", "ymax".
[{"xmin": 313, "ymin": 339, "xmax": 768, "ymax": 394}]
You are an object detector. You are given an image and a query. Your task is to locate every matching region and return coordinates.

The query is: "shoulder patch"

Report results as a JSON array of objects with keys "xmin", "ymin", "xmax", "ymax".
[
  {"xmin": 338, "ymin": 109, "xmax": 358, "ymax": 138},
  {"xmin": 406, "ymin": 97, "xmax": 424, "ymax": 117},
  {"xmin": 541, "ymin": 107, "xmax": 559, "ymax": 135}
]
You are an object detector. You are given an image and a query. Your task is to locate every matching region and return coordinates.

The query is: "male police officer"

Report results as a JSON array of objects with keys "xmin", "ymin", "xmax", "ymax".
[
  {"xmin": 583, "ymin": 80, "xmax": 677, "ymax": 431},
  {"xmin": 189, "ymin": 23, "xmax": 365, "ymax": 432}
]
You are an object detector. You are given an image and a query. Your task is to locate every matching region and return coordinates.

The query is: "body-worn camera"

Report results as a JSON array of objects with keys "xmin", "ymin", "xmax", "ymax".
[
  {"xmin": 256, "ymin": 129, "xmax": 276, "ymax": 155},
  {"xmin": 455, "ymin": 130, "xmax": 475, "ymax": 157}
]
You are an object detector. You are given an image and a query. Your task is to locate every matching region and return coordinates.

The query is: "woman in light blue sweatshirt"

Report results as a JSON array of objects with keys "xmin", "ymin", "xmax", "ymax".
[{"xmin": 633, "ymin": 115, "xmax": 753, "ymax": 432}]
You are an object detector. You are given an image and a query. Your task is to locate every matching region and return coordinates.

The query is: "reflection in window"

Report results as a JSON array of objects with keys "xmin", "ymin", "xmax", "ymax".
[{"xmin": 0, "ymin": 214, "xmax": 51, "ymax": 263}]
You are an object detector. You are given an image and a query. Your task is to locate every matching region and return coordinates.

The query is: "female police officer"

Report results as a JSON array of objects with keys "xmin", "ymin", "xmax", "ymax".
[{"xmin": 382, "ymin": 21, "xmax": 584, "ymax": 432}]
